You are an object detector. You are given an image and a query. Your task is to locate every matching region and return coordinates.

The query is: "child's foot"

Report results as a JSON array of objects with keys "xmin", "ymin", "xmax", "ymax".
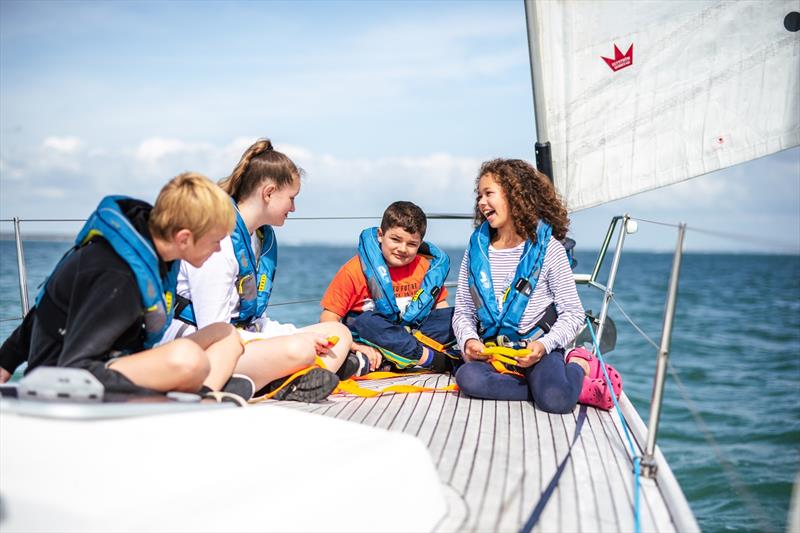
[
  {"xmin": 569, "ymin": 357, "xmax": 590, "ymax": 376},
  {"xmin": 336, "ymin": 351, "xmax": 371, "ymax": 380},
  {"xmin": 221, "ymin": 374, "xmax": 256, "ymax": 401},
  {"xmin": 258, "ymin": 368, "xmax": 339, "ymax": 403},
  {"xmin": 417, "ymin": 347, "xmax": 450, "ymax": 373}
]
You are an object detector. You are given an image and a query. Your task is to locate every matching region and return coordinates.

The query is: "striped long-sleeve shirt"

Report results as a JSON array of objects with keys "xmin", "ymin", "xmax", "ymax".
[{"xmin": 452, "ymin": 236, "xmax": 585, "ymax": 354}]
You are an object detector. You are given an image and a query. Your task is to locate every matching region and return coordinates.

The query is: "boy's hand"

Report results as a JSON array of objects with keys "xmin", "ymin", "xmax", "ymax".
[
  {"xmin": 353, "ymin": 342, "xmax": 383, "ymax": 371},
  {"xmin": 0, "ymin": 367, "xmax": 10, "ymax": 384},
  {"xmin": 515, "ymin": 341, "xmax": 546, "ymax": 367},
  {"xmin": 464, "ymin": 339, "xmax": 489, "ymax": 362}
]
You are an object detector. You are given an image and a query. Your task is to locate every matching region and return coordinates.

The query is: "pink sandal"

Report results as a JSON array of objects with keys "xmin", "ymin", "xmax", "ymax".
[{"xmin": 566, "ymin": 347, "xmax": 623, "ymax": 410}]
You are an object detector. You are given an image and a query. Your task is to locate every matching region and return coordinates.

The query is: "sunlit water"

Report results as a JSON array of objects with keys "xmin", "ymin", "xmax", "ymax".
[{"xmin": 1, "ymin": 240, "xmax": 798, "ymax": 532}]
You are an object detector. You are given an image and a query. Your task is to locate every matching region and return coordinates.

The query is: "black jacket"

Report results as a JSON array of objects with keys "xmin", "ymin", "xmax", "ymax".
[{"xmin": 0, "ymin": 199, "xmax": 172, "ymax": 392}]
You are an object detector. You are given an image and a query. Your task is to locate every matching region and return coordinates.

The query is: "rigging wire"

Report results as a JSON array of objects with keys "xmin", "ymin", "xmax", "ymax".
[
  {"xmin": 629, "ymin": 217, "xmax": 682, "ymax": 229},
  {"xmin": 609, "ymin": 296, "xmax": 772, "ymax": 532},
  {"xmin": 630, "ymin": 216, "xmax": 798, "ymax": 251},
  {"xmin": 267, "ymin": 297, "xmax": 321, "ymax": 307},
  {"xmin": 611, "ymin": 298, "xmax": 660, "ymax": 350},
  {"xmin": 666, "ymin": 362, "xmax": 771, "ymax": 532}
]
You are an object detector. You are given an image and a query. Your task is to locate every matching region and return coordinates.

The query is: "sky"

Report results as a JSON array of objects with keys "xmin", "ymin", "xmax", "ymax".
[{"xmin": 1, "ymin": 0, "xmax": 798, "ymax": 254}]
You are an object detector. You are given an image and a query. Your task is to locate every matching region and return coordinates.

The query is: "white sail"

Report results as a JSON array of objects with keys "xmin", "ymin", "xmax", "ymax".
[{"xmin": 525, "ymin": 0, "xmax": 800, "ymax": 211}]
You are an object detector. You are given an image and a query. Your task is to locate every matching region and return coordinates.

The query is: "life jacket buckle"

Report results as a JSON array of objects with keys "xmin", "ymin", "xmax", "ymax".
[{"xmin": 514, "ymin": 277, "xmax": 532, "ymax": 296}]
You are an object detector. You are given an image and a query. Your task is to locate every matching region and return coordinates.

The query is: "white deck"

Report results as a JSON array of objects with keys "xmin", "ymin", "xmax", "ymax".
[
  {"xmin": 266, "ymin": 372, "xmax": 698, "ymax": 533},
  {"xmin": 0, "ymin": 372, "xmax": 699, "ymax": 533}
]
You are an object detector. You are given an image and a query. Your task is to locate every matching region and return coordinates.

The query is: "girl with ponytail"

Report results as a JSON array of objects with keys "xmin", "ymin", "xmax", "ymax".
[{"xmin": 162, "ymin": 139, "xmax": 352, "ymax": 402}]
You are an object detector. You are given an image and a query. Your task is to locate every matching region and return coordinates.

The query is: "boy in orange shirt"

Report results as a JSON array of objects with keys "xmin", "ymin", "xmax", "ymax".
[{"xmin": 320, "ymin": 201, "xmax": 455, "ymax": 375}]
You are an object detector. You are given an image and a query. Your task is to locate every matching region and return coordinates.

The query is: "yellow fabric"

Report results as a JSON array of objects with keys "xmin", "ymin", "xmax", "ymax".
[
  {"xmin": 353, "ymin": 370, "xmax": 432, "ymax": 380},
  {"xmin": 336, "ymin": 378, "xmax": 458, "ymax": 398},
  {"xmin": 412, "ymin": 330, "xmax": 446, "ymax": 353},
  {"xmin": 482, "ymin": 345, "xmax": 531, "ymax": 378}
]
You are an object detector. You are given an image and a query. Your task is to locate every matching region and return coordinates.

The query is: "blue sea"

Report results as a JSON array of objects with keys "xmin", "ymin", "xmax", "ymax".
[{"xmin": 1, "ymin": 239, "xmax": 798, "ymax": 532}]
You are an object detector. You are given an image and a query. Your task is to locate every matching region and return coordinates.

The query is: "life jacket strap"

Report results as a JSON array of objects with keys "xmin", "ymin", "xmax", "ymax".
[{"xmin": 173, "ymin": 294, "xmax": 196, "ymax": 327}]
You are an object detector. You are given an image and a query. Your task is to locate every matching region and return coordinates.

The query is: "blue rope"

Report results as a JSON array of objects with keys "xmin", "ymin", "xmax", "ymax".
[{"xmin": 586, "ymin": 317, "xmax": 642, "ymax": 533}]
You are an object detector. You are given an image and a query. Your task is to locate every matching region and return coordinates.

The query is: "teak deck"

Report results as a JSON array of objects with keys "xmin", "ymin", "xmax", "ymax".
[{"xmin": 266, "ymin": 372, "xmax": 684, "ymax": 533}]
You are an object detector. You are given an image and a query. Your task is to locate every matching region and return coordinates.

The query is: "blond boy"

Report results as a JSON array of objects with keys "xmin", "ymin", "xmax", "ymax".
[{"xmin": 0, "ymin": 173, "xmax": 244, "ymax": 395}]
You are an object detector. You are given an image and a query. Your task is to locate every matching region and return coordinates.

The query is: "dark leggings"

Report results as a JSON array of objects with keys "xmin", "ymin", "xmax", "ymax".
[
  {"xmin": 348, "ymin": 308, "xmax": 455, "ymax": 360},
  {"xmin": 454, "ymin": 350, "xmax": 584, "ymax": 414}
]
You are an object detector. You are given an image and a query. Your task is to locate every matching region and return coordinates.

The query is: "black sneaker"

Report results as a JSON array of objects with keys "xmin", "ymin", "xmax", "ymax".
[
  {"xmin": 429, "ymin": 350, "xmax": 451, "ymax": 373},
  {"xmin": 258, "ymin": 368, "xmax": 339, "ymax": 403},
  {"xmin": 336, "ymin": 351, "xmax": 371, "ymax": 380},
  {"xmin": 221, "ymin": 374, "xmax": 255, "ymax": 401}
]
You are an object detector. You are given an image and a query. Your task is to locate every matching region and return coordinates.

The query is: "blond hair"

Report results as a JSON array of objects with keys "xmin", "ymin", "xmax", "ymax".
[
  {"xmin": 149, "ymin": 172, "xmax": 235, "ymax": 241},
  {"xmin": 218, "ymin": 138, "xmax": 303, "ymax": 201}
]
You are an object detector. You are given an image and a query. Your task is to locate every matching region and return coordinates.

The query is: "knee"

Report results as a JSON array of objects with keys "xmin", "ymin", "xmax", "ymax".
[
  {"xmin": 166, "ymin": 340, "xmax": 210, "ymax": 391},
  {"xmin": 284, "ymin": 336, "xmax": 316, "ymax": 366},
  {"xmin": 351, "ymin": 311, "xmax": 383, "ymax": 333},
  {"xmin": 326, "ymin": 321, "xmax": 352, "ymax": 345},
  {"xmin": 455, "ymin": 363, "xmax": 486, "ymax": 398},
  {"xmin": 532, "ymin": 383, "xmax": 576, "ymax": 414},
  {"xmin": 220, "ymin": 324, "xmax": 244, "ymax": 356}
]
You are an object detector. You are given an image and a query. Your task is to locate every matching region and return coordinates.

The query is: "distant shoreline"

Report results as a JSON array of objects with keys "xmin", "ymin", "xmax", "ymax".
[
  {"xmin": 0, "ymin": 234, "xmax": 797, "ymax": 256},
  {"xmin": 0, "ymin": 233, "xmax": 72, "ymax": 242}
]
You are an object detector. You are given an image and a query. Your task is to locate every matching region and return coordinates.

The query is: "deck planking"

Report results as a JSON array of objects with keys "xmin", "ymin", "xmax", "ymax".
[{"xmin": 258, "ymin": 373, "xmax": 679, "ymax": 532}]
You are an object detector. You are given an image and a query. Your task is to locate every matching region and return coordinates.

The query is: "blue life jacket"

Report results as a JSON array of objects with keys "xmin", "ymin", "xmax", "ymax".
[
  {"xmin": 467, "ymin": 221, "xmax": 553, "ymax": 341},
  {"xmin": 357, "ymin": 227, "xmax": 449, "ymax": 328},
  {"xmin": 35, "ymin": 196, "xmax": 180, "ymax": 349},
  {"xmin": 177, "ymin": 200, "xmax": 277, "ymax": 327}
]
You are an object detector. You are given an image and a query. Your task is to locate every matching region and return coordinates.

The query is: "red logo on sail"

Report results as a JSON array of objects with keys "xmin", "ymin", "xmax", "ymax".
[{"xmin": 602, "ymin": 44, "xmax": 633, "ymax": 72}]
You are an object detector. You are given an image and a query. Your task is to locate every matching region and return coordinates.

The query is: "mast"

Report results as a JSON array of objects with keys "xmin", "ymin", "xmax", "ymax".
[{"xmin": 524, "ymin": 0, "xmax": 553, "ymax": 183}]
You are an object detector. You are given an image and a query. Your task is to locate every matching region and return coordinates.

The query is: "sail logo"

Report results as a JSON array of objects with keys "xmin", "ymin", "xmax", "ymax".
[
  {"xmin": 480, "ymin": 271, "xmax": 491, "ymax": 289},
  {"xmin": 602, "ymin": 43, "xmax": 633, "ymax": 72}
]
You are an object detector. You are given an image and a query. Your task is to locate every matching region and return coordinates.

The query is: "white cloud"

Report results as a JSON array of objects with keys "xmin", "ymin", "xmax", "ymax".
[
  {"xmin": 2, "ymin": 135, "xmax": 796, "ymax": 253},
  {"xmin": 0, "ymin": 136, "xmax": 480, "ymax": 242},
  {"xmin": 42, "ymin": 136, "xmax": 83, "ymax": 154},
  {"xmin": 33, "ymin": 186, "xmax": 67, "ymax": 199}
]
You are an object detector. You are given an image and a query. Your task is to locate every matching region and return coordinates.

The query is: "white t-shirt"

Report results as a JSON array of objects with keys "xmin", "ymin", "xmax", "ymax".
[{"xmin": 160, "ymin": 232, "xmax": 296, "ymax": 343}]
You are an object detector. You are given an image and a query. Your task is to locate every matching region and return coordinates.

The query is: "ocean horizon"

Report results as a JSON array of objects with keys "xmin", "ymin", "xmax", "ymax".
[{"xmin": 1, "ymin": 239, "xmax": 798, "ymax": 532}]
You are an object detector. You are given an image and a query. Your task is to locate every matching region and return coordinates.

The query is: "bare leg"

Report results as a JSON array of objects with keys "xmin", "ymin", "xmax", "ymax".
[
  {"xmin": 299, "ymin": 321, "xmax": 352, "ymax": 372},
  {"xmin": 109, "ymin": 322, "xmax": 243, "ymax": 393},
  {"xmin": 184, "ymin": 323, "xmax": 245, "ymax": 390},
  {"xmin": 233, "ymin": 322, "xmax": 352, "ymax": 390},
  {"xmin": 109, "ymin": 339, "xmax": 210, "ymax": 393},
  {"xmin": 234, "ymin": 334, "xmax": 318, "ymax": 391}
]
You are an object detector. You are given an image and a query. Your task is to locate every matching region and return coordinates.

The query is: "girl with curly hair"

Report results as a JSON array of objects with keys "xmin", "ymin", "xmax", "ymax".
[{"xmin": 452, "ymin": 158, "xmax": 613, "ymax": 413}]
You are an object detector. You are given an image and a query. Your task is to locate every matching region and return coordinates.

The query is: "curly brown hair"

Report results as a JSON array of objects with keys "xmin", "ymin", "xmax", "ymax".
[{"xmin": 473, "ymin": 158, "xmax": 569, "ymax": 242}]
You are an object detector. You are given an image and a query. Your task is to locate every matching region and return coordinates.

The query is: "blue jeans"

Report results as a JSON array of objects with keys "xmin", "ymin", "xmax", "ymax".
[
  {"xmin": 347, "ymin": 307, "xmax": 455, "ymax": 361},
  {"xmin": 455, "ymin": 350, "xmax": 584, "ymax": 414}
]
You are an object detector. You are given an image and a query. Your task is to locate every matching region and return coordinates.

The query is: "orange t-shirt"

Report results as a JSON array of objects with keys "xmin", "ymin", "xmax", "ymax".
[{"xmin": 320, "ymin": 254, "xmax": 448, "ymax": 318}]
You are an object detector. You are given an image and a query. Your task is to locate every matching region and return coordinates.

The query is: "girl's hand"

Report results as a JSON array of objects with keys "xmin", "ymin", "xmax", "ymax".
[
  {"xmin": 353, "ymin": 342, "xmax": 383, "ymax": 371},
  {"xmin": 313, "ymin": 334, "xmax": 337, "ymax": 355},
  {"xmin": 464, "ymin": 339, "xmax": 489, "ymax": 362},
  {"xmin": 515, "ymin": 341, "xmax": 546, "ymax": 368},
  {"xmin": 0, "ymin": 367, "xmax": 10, "ymax": 384}
]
